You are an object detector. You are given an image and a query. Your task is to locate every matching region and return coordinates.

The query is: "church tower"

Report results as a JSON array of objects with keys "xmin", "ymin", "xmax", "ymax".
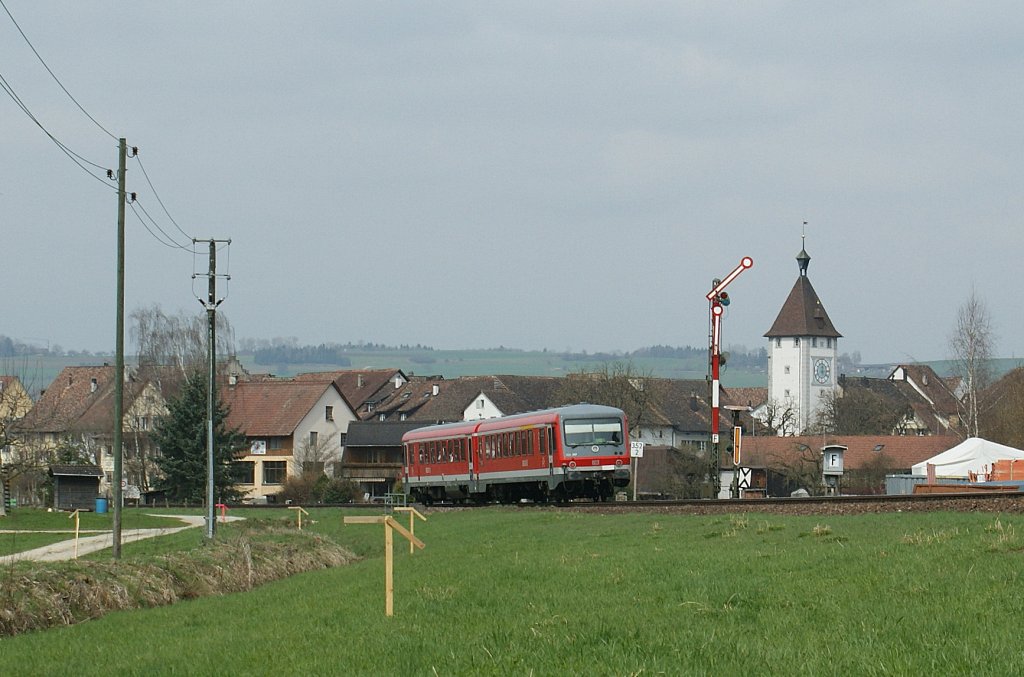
[{"xmin": 764, "ymin": 238, "xmax": 841, "ymax": 434}]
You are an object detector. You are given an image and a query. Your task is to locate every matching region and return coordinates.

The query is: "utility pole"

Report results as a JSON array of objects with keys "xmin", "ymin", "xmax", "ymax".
[
  {"xmin": 194, "ymin": 238, "xmax": 230, "ymax": 539},
  {"xmin": 112, "ymin": 138, "xmax": 126, "ymax": 558}
]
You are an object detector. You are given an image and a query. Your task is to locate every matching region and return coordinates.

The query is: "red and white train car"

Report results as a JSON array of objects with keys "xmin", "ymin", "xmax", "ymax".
[{"xmin": 402, "ymin": 404, "xmax": 631, "ymax": 504}]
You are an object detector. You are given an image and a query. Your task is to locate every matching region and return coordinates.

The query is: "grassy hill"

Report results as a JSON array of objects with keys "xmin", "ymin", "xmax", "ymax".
[{"xmin": 9, "ymin": 348, "xmax": 1024, "ymax": 396}]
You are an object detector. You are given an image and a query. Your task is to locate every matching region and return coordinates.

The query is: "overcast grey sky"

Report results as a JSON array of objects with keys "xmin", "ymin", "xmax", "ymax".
[{"xmin": 2, "ymin": 2, "xmax": 1022, "ymax": 364}]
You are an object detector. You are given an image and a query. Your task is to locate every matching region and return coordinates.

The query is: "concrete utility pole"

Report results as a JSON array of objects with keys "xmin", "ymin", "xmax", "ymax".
[
  {"xmin": 194, "ymin": 238, "xmax": 230, "ymax": 539},
  {"xmin": 112, "ymin": 138, "xmax": 126, "ymax": 558}
]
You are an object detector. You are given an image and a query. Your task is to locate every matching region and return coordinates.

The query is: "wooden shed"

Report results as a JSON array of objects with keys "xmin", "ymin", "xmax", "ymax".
[{"xmin": 49, "ymin": 464, "xmax": 103, "ymax": 511}]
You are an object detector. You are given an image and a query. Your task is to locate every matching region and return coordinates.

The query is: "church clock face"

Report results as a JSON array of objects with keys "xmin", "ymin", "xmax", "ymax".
[{"xmin": 813, "ymin": 358, "xmax": 831, "ymax": 385}]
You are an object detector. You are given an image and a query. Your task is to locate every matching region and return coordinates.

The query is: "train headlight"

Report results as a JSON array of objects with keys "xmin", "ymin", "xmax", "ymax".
[
  {"xmin": 615, "ymin": 459, "xmax": 623, "ymax": 467},
  {"xmin": 568, "ymin": 461, "xmax": 577, "ymax": 469}
]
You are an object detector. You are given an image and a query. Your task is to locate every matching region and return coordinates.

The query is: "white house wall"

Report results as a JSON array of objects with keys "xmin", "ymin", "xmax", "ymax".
[{"xmin": 463, "ymin": 392, "xmax": 503, "ymax": 420}]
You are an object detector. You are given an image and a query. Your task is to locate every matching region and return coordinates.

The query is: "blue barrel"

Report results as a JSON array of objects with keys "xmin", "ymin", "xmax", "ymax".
[{"xmin": 95, "ymin": 497, "xmax": 108, "ymax": 514}]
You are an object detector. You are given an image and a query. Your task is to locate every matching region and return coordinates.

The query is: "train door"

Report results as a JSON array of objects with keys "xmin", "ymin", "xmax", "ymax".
[{"xmin": 469, "ymin": 433, "xmax": 480, "ymax": 493}]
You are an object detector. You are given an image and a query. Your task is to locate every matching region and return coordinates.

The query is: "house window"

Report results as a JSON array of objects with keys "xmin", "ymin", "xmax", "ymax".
[
  {"xmin": 775, "ymin": 338, "xmax": 781, "ymax": 348},
  {"xmin": 784, "ymin": 366, "xmax": 790, "ymax": 375},
  {"xmin": 379, "ymin": 413, "xmax": 386, "ymax": 422},
  {"xmin": 309, "ymin": 431, "xmax": 318, "ymax": 447},
  {"xmin": 784, "ymin": 389, "xmax": 791, "ymax": 397},
  {"xmin": 263, "ymin": 461, "xmax": 287, "ymax": 485},
  {"xmin": 812, "ymin": 338, "xmax": 818, "ymax": 348},
  {"xmin": 477, "ymin": 399, "xmax": 484, "ymax": 409},
  {"xmin": 232, "ymin": 461, "xmax": 255, "ymax": 484},
  {"xmin": 269, "ymin": 438, "xmax": 282, "ymax": 451},
  {"xmin": 325, "ymin": 406, "xmax": 334, "ymax": 421},
  {"xmin": 339, "ymin": 433, "xmax": 347, "ymax": 447},
  {"xmin": 400, "ymin": 413, "xmax": 407, "ymax": 421}
]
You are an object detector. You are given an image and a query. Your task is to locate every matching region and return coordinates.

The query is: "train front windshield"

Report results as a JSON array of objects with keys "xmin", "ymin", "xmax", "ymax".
[{"xmin": 563, "ymin": 418, "xmax": 624, "ymax": 448}]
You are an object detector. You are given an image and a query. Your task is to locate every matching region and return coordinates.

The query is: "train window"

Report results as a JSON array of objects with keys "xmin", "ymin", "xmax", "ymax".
[{"xmin": 564, "ymin": 418, "xmax": 624, "ymax": 447}]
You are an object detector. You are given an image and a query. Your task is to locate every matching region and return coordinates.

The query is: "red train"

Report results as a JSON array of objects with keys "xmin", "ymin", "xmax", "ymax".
[{"xmin": 402, "ymin": 404, "xmax": 631, "ymax": 504}]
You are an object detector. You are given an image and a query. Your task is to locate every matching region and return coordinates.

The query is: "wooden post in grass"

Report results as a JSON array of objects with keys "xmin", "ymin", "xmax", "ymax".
[
  {"xmin": 393, "ymin": 506, "xmax": 426, "ymax": 554},
  {"xmin": 289, "ymin": 506, "xmax": 309, "ymax": 530},
  {"xmin": 344, "ymin": 515, "xmax": 425, "ymax": 616},
  {"xmin": 68, "ymin": 509, "xmax": 80, "ymax": 559}
]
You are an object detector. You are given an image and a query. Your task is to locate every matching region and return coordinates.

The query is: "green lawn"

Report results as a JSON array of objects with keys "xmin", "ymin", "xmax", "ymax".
[{"xmin": 2, "ymin": 508, "xmax": 1022, "ymax": 675}]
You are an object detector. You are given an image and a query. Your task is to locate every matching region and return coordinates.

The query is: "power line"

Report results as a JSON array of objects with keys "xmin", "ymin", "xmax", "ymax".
[
  {"xmin": 0, "ymin": 69, "xmax": 115, "ymax": 189},
  {"xmin": 0, "ymin": 0, "xmax": 117, "ymax": 140},
  {"xmin": 132, "ymin": 153, "xmax": 195, "ymax": 243},
  {"xmin": 128, "ymin": 199, "xmax": 196, "ymax": 252}
]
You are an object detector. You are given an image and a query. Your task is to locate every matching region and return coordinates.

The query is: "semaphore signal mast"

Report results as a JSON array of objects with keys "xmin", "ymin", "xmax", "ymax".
[{"xmin": 705, "ymin": 256, "xmax": 753, "ymax": 497}]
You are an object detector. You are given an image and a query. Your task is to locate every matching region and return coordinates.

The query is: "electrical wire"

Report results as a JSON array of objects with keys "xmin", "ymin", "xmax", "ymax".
[
  {"xmin": 0, "ymin": 0, "xmax": 117, "ymax": 141},
  {"xmin": 0, "ymin": 70, "xmax": 115, "ymax": 189},
  {"xmin": 129, "ymin": 199, "xmax": 196, "ymax": 252},
  {"xmin": 132, "ymin": 153, "xmax": 195, "ymax": 243}
]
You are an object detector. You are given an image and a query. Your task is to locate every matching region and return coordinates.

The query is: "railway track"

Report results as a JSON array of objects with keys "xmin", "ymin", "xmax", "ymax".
[
  {"xmin": 546, "ymin": 490, "xmax": 1024, "ymax": 516},
  {"xmin": 410, "ymin": 490, "xmax": 1024, "ymax": 516}
]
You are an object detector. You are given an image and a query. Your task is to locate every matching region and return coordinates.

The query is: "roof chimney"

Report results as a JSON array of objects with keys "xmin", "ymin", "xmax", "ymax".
[
  {"xmin": 90, "ymin": 377, "xmax": 98, "ymax": 393},
  {"xmin": 432, "ymin": 384, "xmax": 439, "ymax": 397},
  {"xmin": 357, "ymin": 374, "xmax": 364, "ymax": 388}
]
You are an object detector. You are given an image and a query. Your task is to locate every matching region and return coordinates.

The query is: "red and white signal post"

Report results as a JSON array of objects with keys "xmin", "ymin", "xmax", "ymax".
[{"xmin": 705, "ymin": 256, "xmax": 753, "ymax": 497}]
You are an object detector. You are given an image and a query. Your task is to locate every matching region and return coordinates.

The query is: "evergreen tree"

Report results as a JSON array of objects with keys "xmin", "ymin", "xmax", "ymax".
[{"xmin": 153, "ymin": 373, "xmax": 245, "ymax": 503}]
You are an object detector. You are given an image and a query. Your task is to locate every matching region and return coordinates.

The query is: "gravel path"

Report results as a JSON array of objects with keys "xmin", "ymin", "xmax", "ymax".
[{"xmin": 0, "ymin": 514, "xmax": 243, "ymax": 564}]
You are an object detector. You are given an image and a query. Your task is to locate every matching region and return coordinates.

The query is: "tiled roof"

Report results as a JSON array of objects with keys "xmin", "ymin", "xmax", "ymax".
[
  {"xmin": 765, "ymin": 275, "xmax": 841, "ymax": 338},
  {"xmin": 889, "ymin": 364, "xmax": 960, "ymax": 415},
  {"xmin": 20, "ymin": 366, "xmax": 113, "ymax": 432},
  {"xmin": 345, "ymin": 420, "xmax": 426, "ymax": 446},
  {"xmin": 48, "ymin": 464, "xmax": 103, "ymax": 477},
  {"xmin": 402, "ymin": 375, "xmax": 565, "ymax": 423},
  {"xmin": 20, "ymin": 365, "xmax": 187, "ymax": 436},
  {"xmin": 222, "ymin": 380, "xmax": 342, "ymax": 436},
  {"xmin": 295, "ymin": 369, "xmax": 405, "ymax": 411},
  {"xmin": 645, "ymin": 379, "xmax": 724, "ymax": 432},
  {"xmin": 723, "ymin": 387, "xmax": 768, "ymax": 410},
  {"xmin": 839, "ymin": 372, "xmax": 957, "ymax": 435},
  {"xmin": 737, "ymin": 434, "xmax": 954, "ymax": 472}
]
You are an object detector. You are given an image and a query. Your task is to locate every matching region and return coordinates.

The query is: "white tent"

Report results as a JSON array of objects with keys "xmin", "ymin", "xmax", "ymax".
[{"xmin": 911, "ymin": 437, "xmax": 1024, "ymax": 478}]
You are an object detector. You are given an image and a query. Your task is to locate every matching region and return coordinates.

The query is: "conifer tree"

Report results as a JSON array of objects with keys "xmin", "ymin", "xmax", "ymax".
[{"xmin": 153, "ymin": 373, "xmax": 245, "ymax": 503}]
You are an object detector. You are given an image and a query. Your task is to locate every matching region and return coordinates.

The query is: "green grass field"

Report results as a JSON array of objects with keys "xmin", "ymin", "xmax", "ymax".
[{"xmin": 2, "ymin": 507, "xmax": 1022, "ymax": 675}]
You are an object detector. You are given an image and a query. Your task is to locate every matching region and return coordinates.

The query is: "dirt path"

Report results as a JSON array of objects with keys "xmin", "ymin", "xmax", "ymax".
[{"xmin": 0, "ymin": 514, "xmax": 243, "ymax": 564}]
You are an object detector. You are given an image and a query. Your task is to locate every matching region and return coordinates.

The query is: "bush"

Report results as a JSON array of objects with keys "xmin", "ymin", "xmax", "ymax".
[
  {"xmin": 320, "ymin": 478, "xmax": 361, "ymax": 504},
  {"xmin": 279, "ymin": 474, "xmax": 361, "ymax": 504}
]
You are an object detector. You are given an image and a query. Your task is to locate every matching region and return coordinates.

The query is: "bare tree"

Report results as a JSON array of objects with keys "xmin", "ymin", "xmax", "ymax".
[
  {"xmin": 293, "ymin": 432, "xmax": 339, "ymax": 477},
  {"xmin": 810, "ymin": 388, "xmax": 912, "ymax": 436},
  {"xmin": 949, "ymin": 290, "xmax": 995, "ymax": 438},
  {"xmin": 554, "ymin": 362, "xmax": 663, "ymax": 432},
  {"xmin": 758, "ymin": 398, "xmax": 799, "ymax": 436},
  {"xmin": 130, "ymin": 304, "xmax": 235, "ymax": 378}
]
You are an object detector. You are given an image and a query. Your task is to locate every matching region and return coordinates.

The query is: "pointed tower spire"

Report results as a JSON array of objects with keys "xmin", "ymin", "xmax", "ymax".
[{"xmin": 797, "ymin": 222, "xmax": 810, "ymax": 276}]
